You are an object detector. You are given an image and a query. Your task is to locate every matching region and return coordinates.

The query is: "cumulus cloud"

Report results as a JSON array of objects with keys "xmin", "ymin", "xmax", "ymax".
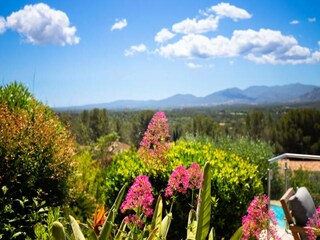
[
  {"xmin": 155, "ymin": 28, "xmax": 175, "ymax": 43},
  {"xmin": 290, "ymin": 20, "xmax": 299, "ymax": 25},
  {"xmin": 158, "ymin": 28, "xmax": 320, "ymax": 64},
  {"xmin": 308, "ymin": 18, "xmax": 316, "ymax": 22},
  {"xmin": 0, "ymin": 17, "xmax": 6, "ymax": 34},
  {"xmin": 159, "ymin": 34, "xmax": 231, "ymax": 59},
  {"xmin": 124, "ymin": 44, "xmax": 147, "ymax": 56},
  {"xmin": 111, "ymin": 18, "xmax": 127, "ymax": 31},
  {"xmin": 172, "ymin": 15, "xmax": 219, "ymax": 34},
  {"xmin": 5, "ymin": 3, "xmax": 79, "ymax": 45},
  {"xmin": 186, "ymin": 62, "xmax": 202, "ymax": 69},
  {"xmin": 209, "ymin": 2, "xmax": 252, "ymax": 21}
]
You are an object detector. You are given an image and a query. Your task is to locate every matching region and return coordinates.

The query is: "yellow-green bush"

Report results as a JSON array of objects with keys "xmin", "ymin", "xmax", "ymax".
[{"xmin": 104, "ymin": 140, "xmax": 262, "ymax": 239}]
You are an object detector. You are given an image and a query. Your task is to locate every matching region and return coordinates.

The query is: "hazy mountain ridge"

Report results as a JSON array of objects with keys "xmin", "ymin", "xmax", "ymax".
[{"xmin": 56, "ymin": 83, "xmax": 320, "ymax": 111}]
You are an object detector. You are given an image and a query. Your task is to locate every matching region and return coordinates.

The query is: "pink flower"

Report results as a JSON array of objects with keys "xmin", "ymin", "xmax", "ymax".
[
  {"xmin": 138, "ymin": 112, "xmax": 170, "ymax": 166},
  {"xmin": 187, "ymin": 163, "xmax": 203, "ymax": 190},
  {"xmin": 121, "ymin": 175, "xmax": 154, "ymax": 217},
  {"xmin": 165, "ymin": 166, "xmax": 190, "ymax": 197},
  {"xmin": 242, "ymin": 194, "xmax": 280, "ymax": 240},
  {"xmin": 306, "ymin": 206, "xmax": 320, "ymax": 240}
]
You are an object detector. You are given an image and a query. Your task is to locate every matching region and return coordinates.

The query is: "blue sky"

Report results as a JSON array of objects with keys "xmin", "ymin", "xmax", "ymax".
[{"xmin": 0, "ymin": 0, "xmax": 320, "ymax": 107}]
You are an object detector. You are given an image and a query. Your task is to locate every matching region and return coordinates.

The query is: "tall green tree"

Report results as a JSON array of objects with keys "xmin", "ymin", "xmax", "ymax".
[
  {"xmin": 131, "ymin": 110, "xmax": 155, "ymax": 148},
  {"xmin": 275, "ymin": 109, "xmax": 320, "ymax": 154}
]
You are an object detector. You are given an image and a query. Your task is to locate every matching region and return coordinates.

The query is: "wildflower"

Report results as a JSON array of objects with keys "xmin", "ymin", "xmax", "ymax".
[
  {"xmin": 121, "ymin": 175, "xmax": 154, "ymax": 217},
  {"xmin": 138, "ymin": 111, "xmax": 170, "ymax": 166},
  {"xmin": 93, "ymin": 205, "xmax": 108, "ymax": 235},
  {"xmin": 306, "ymin": 206, "xmax": 320, "ymax": 240},
  {"xmin": 165, "ymin": 166, "xmax": 189, "ymax": 198},
  {"xmin": 187, "ymin": 163, "xmax": 204, "ymax": 190},
  {"xmin": 242, "ymin": 194, "xmax": 280, "ymax": 240}
]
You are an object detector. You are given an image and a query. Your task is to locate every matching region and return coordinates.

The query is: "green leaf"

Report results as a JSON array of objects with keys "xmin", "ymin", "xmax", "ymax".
[
  {"xmin": 195, "ymin": 162, "xmax": 212, "ymax": 240},
  {"xmin": 160, "ymin": 213, "xmax": 172, "ymax": 238},
  {"xmin": 69, "ymin": 215, "xmax": 85, "ymax": 240},
  {"xmin": 230, "ymin": 226, "xmax": 243, "ymax": 240},
  {"xmin": 12, "ymin": 232, "xmax": 25, "ymax": 238},
  {"xmin": 208, "ymin": 227, "xmax": 215, "ymax": 240},
  {"xmin": 51, "ymin": 221, "xmax": 66, "ymax": 240},
  {"xmin": 99, "ymin": 183, "xmax": 127, "ymax": 240},
  {"xmin": 187, "ymin": 209, "xmax": 197, "ymax": 240},
  {"xmin": 151, "ymin": 195, "xmax": 163, "ymax": 232}
]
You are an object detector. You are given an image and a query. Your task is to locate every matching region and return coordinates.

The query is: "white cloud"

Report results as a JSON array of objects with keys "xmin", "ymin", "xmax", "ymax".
[
  {"xmin": 155, "ymin": 28, "xmax": 175, "ymax": 43},
  {"xmin": 6, "ymin": 3, "xmax": 79, "ymax": 45},
  {"xmin": 290, "ymin": 20, "xmax": 299, "ymax": 25},
  {"xmin": 172, "ymin": 15, "xmax": 219, "ymax": 34},
  {"xmin": 0, "ymin": 17, "xmax": 6, "ymax": 34},
  {"xmin": 124, "ymin": 44, "xmax": 147, "ymax": 56},
  {"xmin": 158, "ymin": 28, "xmax": 319, "ymax": 64},
  {"xmin": 308, "ymin": 18, "xmax": 316, "ymax": 22},
  {"xmin": 186, "ymin": 62, "xmax": 202, "ymax": 69},
  {"xmin": 159, "ymin": 34, "xmax": 231, "ymax": 59},
  {"xmin": 111, "ymin": 18, "xmax": 127, "ymax": 31},
  {"xmin": 209, "ymin": 2, "xmax": 252, "ymax": 21}
]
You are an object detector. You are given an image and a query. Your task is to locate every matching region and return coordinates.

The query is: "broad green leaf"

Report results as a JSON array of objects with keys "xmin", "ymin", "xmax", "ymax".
[
  {"xmin": 208, "ymin": 227, "xmax": 215, "ymax": 240},
  {"xmin": 69, "ymin": 215, "xmax": 85, "ymax": 240},
  {"xmin": 51, "ymin": 221, "xmax": 66, "ymax": 240},
  {"xmin": 195, "ymin": 162, "xmax": 211, "ymax": 240},
  {"xmin": 230, "ymin": 226, "xmax": 243, "ymax": 240},
  {"xmin": 151, "ymin": 195, "xmax": 163, "ymax": 232},
  {"xmin": 99, "ymin": 184, "xmax": 127, "ymax": 240},
  {"xmin": 187, "ymin": 209, "xmax": 197, "ymax": 240},
  {"xmin": 160, "ymin": 213, "xmax": 172, "ymax": 238}
]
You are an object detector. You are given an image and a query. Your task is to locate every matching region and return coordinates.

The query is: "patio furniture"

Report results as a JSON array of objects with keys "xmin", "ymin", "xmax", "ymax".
[{"xmin": 280, "ymin": 187, "xmax": 320, "ymax": 240}]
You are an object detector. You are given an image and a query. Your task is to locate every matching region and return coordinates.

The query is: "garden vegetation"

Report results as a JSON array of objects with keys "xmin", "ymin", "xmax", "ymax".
[{"xmin": 1, "ymin": 82, "xmax": 319, "ymax": 239}]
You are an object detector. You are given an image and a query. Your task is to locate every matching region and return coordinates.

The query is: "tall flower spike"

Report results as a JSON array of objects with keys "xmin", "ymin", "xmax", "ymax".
[
  {"xmin": 138, "ymin": 111, "xmax": 170, "ymax": 167},
  {"xmin": 165, "ymin": 165, "xmax": 190, "ymax": 198}
]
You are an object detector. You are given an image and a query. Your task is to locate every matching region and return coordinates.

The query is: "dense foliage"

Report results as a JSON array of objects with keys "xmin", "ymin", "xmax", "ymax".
[
  {"xmin": 275, "ymin": 109, "xmax": 320, "ymax": 154},
  {"xmin": 0, "ymin": 83, "xmax": 76, "ymax": 239},
  {"xmin": 104, "ymin": 140, "xmax": 263, "ymax": 239},
  {"xmin": 59, "ymin": 106, "xmax": 320, "ymax": 155}
]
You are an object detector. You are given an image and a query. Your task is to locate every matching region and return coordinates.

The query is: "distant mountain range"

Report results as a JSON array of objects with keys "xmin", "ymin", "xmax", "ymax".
[{"xmin": 56, "ymin": 83, "xmax": 320, "ymax": 111}]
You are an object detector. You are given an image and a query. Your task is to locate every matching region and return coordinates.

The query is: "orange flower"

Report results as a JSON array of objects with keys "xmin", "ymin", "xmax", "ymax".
[{"xmin": 93, "ymin": 205, "xmax": 108, "ymax": 235}]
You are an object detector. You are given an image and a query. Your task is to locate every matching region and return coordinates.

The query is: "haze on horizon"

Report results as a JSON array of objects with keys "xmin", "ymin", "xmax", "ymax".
[{"xmin": 0, "ymin": 0, "xmax": 319, "ymax": 107}]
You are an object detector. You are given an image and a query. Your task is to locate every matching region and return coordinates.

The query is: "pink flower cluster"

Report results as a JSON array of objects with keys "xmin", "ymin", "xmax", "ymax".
[
  {"xmin": 138, "ymin": 112, "xmax": 170, "ymax": 166},
  {"xmin": 164, "ymin": 163, "xmax": 204, "ymax": 198},
  {"xmin": 121, "ymin": 175, "xmax": 154, "ymax": 218},
  {"xmin": 306, "ymin": 207, "xmax": 320, "ymax": 240},
  {"xmin": 242, "ymin": 194, "xmax": 280, "ymax": 240}
]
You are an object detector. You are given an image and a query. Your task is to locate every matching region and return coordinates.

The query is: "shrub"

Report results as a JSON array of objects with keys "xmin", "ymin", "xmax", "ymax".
[
  {"xmin": 104, "ymin": 140, "xmax": 263, "ymax": 239},
  {"xmin": 0, "ymin": 82, "xmax": 76, "ymax": 239}
]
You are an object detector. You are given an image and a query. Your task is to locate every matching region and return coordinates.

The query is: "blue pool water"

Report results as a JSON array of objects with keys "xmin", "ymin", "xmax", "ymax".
[{"xmin": 270, "ymin": 205, "xmax": 286, "ymax": 228}]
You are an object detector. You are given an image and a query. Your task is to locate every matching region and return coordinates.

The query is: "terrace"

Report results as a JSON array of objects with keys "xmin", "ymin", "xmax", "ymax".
[{"xmin": 268, "ymin": 153, "xmax": 320, "ymax": 240}]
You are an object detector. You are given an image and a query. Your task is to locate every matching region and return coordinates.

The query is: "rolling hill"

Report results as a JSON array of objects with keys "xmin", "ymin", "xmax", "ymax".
[{"xmin": 56, "ymin": 83, "xmax": 320, "ymax": 111}]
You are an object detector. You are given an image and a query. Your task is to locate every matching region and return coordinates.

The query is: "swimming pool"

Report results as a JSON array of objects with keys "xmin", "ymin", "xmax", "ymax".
[{"xmin": 270, "ymin": 204, "xmax": 286, "ymax": 228}]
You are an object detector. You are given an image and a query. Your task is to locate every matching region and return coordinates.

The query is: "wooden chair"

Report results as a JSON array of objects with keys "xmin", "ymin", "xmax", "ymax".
[{"xmin": 280, "ymin": 187, "xmax": 320, "ymax": 240}]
